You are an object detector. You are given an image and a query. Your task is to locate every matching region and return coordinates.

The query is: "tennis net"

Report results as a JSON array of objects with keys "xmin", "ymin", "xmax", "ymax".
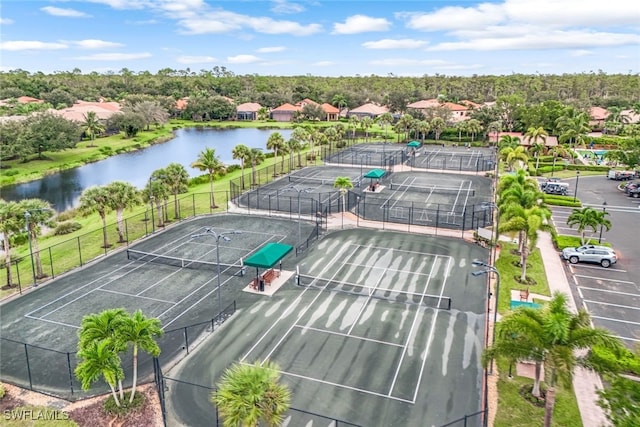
[
  {"xmin": 288, "ymin": 175, "xmax": 360, "ymax": 187},
  {"xmin": 126, "ymin": 249, "xmax": 245, "ymax": 276},
  {"xmin": 390, "ymin": 182, "xmax": 475, "ymax": 196},
  {"xmin": 296, "ymin": 274, "xmax": 451, "ymax": 310}
]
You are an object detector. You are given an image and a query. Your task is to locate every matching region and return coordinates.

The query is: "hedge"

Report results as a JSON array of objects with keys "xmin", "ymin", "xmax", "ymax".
[{"xmin": 543, "ymin": 195, "xmax": 582, "ymax": 207}]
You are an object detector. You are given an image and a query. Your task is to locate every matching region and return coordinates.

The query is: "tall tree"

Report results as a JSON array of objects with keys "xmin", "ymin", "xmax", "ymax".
[
  {"xmin": 82, "ymin": 111, "xmax": 105, "ymax": 147},
  {"xmin": 376, "ymin": 113, "xmax": 393, "ymax": 142},
  {"xmin": 19, "ymin": 199, "xmax": 55, "ymax": 279},
  {"xmin": 430, "ymin": 117, "xmax": 446, "ymax": 141},
  {"xmin": 360, "ymin": 116, "xmax": 373, "ymax": 142},
  {"xmin": 266, "ymin": 132, "xmax": 286, "ymax": 176},
  {"xmin": 191, "ymin": 147, "xmax": 226, "ymax": 208},
  {"xmin": 212, "ymin": 361, "xmax": 291, "ymax": 427},
  {"xmin": 145, "ymin": 174, "xmax": 169, "ymax": 228},
  {"xmin": 79, "ymin": 186, "xmax": 113, "ymax": 248},
  {"xmin": 119, "ymin": 310, "xmax": 163, "ymax": 403},
  {"xmin": 248, "ymin": 148, "xmax": 265, "ymax": 187},
  {"xmin": 566, "ymin": 207, "xmax": 612, "ymax": 245},
  {"xmin": 232, "ymin": 144, "xmax": 251, "ymax": 190},
  {"xmin": 290, "ymin": 127, "xmax": 309, "ymax": 167},
  {"xmin": 348, "ymin": 115, "xmax": 360, "ymax": 140},
  {"xmin": 484, "ymin": 293, "xmax": 622, "ymax": 427},
  {"xmin": 161, "ymin": 163, "xmax": 189, "ymax": 219},
  {"xmin": 0, "ymin": 200, "xmax": 22, "ymax": 288},
  {"xmin": 75, "ymin": 340, "xmax": 125, "ymax": 408},
  {"xmin": 106, "ymin": 181, "xmax": 141, "ymax": 242},
  {"xmin": 333, "ymin": 176, "xmax": 354, "ymax": 214}
]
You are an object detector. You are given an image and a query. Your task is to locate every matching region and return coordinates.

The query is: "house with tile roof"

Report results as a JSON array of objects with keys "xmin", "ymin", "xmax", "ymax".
[
  {"xmin": 407, "ymin": 99, "xmax": 470, "ymax": 123},
  {"xmin": 347, "ymin": 103, "xmax": 389, "ymax": 119},
  {"xmin": 270, "ymin": 103, "xmax": 301, "ymax": 122},
  {"xmin": 50, "ymin": 100, "xmax": 122, "ymax": 123},
  {"xmin": 236, "ymin": 102, "xmax": 262, "ymax": 120},
  {"xmin": 321, "ymin": 103, "xmax": 339, "ymax": 121},
  {"xmin": 589, "ymin": 107, "xmax": 609, "ymax": 129}
]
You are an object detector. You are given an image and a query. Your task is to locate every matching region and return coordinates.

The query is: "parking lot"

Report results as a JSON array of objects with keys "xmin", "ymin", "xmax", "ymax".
[{"xmin": 549, "ymin": 175, "xmax": 640, "ymax": 347}]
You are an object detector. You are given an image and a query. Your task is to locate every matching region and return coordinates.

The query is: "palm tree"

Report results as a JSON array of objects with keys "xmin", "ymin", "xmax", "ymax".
[
  {"xmin": 266, "ymin": 132, "xmax": 286, "ymax": 177},
  {"xmin": 78, "ymin": 308, "xmax": 128, "ymax": 401},
  {"xmin": 414, "ymin": 120, "xmax": 430, "ymax": 143},
  {"xmin": 377, "ymin": 113, "xmax": 393, "ymax": 142},
  {"xmin": 106, "ymin": 181, "xmax": 141, "ymax": 242},
  {"xmin": 528, "ymin": 143, "xmax": 546, "ymax": 171},
  {"xmin": 82, "ymin": 111, "xmax": 104, "ymax": 147},
  {"xmin": 430, "ymin": 117, "xmax": 446, "ymax": 140},
  {"xmin": 145, "ymin": 174, "xmax": 169, "ymax": 228},
  {"xmin": 286, "ymin": 137, "xmax": 300, "ymax": 171},
  {"xmin": 484, "ymin": 292, "xmax": 622, "ymax": 427},
  {"xmin": 397, "ymin": 114, "xmax": 414, "ymax": 142},
  {"xmin": 75, "ymin": 340, "xmax": 125, "ymax": 407},
  {"xmin": 0, "ymin": 200, "xmax": 22, "ymax": 287},
  {"xmin": 119, "ymin": 310, "xmax": 163, "ymax": 403},
  {"xmin": 248, "ymin": 148, "xmax": 265, "ymax": 186},
  {"xmin": 465, "ymin": 119, "xmax": 482, "ymax": 142},
  {"xmin": 290, "ymin": 127, "xmax": 309, "ymax": 167},
  {"xmin": 348, "ymin": 115, "xmax": 360, "ymax": 141},
  {"xmin": 232, "ymin": 144, "xmax": 251, "ymax": 190},
  {"xmin": 454, "ymin": 121, "xmax": 467, "ymax": 143},
  {"xmin": 331, "ymin": 94, "xmax": 348, "ymax": 114},
  {"xmin": 498, "ymin": 134, "xmax": 521, "ymax": 151},
  {"xmin": 162, "ymin": 163, "xmax": 189, "ymax": 219},
  {"xmin": 567, "ymin": 207, "xmax": 612, "ymax": 245},
  {"xmin": 333, "ymin": 177, "xmax": 354, "ymax": 214},
  {"xmin": 500, "ymin": 146, "xmax": 529, "ymax": 171},
  {"xmin": 191, "ymin": 147, "xmax": 226, "ymax": 208},
  {"xmin": 19, "ymin": 199, "xmax": 55, "ymax": 279},
  {"xmin": 524, "ymin": 126, "xmax": 548, "ymax": 147},
  {"xmin": 212, "ymin": 360, "xmax": 291, "ymax": 427},
  {"xmin": 79, "ymin": 186, "xmax": 113, "ymax": 248},
  {"xmin": 360, "ymin": 116, "xmax": 373, "ymax": 142}
]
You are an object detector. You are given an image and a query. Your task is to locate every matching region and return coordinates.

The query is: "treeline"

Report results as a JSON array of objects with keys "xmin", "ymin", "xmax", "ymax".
[{"xmin": 1, "ymin": 68, "xmax": 638, "ymax": 111}]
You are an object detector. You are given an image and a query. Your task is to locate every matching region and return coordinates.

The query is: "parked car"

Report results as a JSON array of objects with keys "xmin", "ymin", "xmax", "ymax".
[
  {"xmin": 608, "ymin": 170, "xmax": 637, "ymax": 180},
  {"xmin": 539, "ymin": 177, "xmax": 561, "ymax": 191},
  {"xmin": 628, "ymin": 187, "xmax": 640, "ymax": 198},
  {"xmin": 623, "ymin": 181, "xmax": 639, "ymax": 194},
  {"xmin": 543, "ymin": 182, "xmax": 569, "ymax": 195},
  {"xmin": 561, "ymin": 245, "xmax": 617, "ymax": 268}
]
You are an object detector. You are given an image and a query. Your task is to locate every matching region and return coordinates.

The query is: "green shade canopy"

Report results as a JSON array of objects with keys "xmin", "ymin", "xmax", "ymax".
[
  {"xmin": 363, "ymin": 169, "xmax": 386, "ymax": 179},
  {"xmin": 407, "ymin": 141, "xmax": 421, "ymax": 147},
  {"xmin": 244, "ymin": 242, "xmax": 293, "ymax": 269}
]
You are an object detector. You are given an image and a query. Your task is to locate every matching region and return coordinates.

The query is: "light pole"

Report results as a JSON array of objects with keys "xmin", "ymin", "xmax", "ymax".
[
  {"xmin": 598, "ymin": 201, "xmax": 608, "ymax": 244},
  {"xmin": 481, "ymin": 202, "xmax": 499, "ymax": 264},
  {"xmin": 471, "ymin": 259, "xmax": 501, "ymax": 375},
  {"xmin": 573, "ymin": 170, "xmax": 580, "ymax": 202},
  {"xmin": 191, "ymin": 228, "xmax": 241, "ymax": 318},
  {"xmin": 24, "ymin": 211, "xmax": 37, "ymax": 287},
  {"xmin": 359, "ymin": 154, "xmax": 371, "ymax": 187},
  {"xmin": 284, "ymin": 186, "xmax": 312, "ymax": 245}
]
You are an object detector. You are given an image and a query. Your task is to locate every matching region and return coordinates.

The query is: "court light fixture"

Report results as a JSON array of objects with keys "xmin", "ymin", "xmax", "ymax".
[
  {"xmin": 472, "ymin": 259, "xmax": 488, "ymax": 267},
  {"xmin": 470, "ymin": 262, "xmax": 501, "ymax": 375}
]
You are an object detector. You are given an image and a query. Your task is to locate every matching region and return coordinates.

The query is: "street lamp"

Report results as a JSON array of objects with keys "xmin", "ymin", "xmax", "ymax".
[
  {"xmin": 471, "ymin": 259, "xmax": 501, "ymax": 375},
  {"xmin": 284, "ymin": 186, "xmax": 312, "ymax": 245},
  {"xmin": 598, "ymin": 201, "xmax": 608, "ymax": 244},
  {"xmin": 191, "ymin": 228, "xmax": 241, "ymax": 318},
  {"xmin": 573, "ymin": 170, "xmax": 580, "ymax": 203},
  {"xmin": 24, "ymin": 211, "xmax": 37, "ymax": 287}
]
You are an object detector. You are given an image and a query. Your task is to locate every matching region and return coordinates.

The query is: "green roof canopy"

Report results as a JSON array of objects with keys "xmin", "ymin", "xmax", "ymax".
[
  {"xmin": 244, "ymin": 242, "xmax": 293, "ymax": 269},
  {"xmin": 363, "ymin": 169, "xmax": 386, "ymax": 179},
  {"xmin": 407, "ymin": 140, "xmax": 421, "ymax": 147}
]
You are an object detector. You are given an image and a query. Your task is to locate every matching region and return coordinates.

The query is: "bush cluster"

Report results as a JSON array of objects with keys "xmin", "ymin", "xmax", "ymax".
[{"xmin": 54, "ymin": 221, "xmax": 83, "ymax": 235}]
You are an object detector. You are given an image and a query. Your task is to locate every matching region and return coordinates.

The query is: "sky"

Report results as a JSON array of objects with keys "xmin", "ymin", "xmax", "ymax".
[{"xmin": 1, "ymin": 0, "xmax": 639, "ymax": 77}]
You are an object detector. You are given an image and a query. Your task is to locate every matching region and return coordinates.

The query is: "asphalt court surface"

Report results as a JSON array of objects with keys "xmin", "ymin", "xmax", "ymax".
[
  {"xmin": 550, "ymin": 175, "xmax": 640, "ymax": 347},
  {"xmin": 166, "ymin": 228, "xmax": 488, "ymax": 427},
  {"xmin": 408, "ymin": 146, "xmax": 496, "ymax": 171}
]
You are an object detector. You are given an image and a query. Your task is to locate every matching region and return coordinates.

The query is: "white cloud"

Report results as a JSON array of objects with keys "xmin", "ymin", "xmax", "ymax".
[
  {"xmin": 179, "ymin": 12, "xmax": 322, "ymax": 36},
  {"xmin": 369, "ymin": 58, "xmax": 449, "ymax": 67},
  {"xmin": 72, "ymin": 39, "xmax": 124, "ymax": 49},
  {"xmin": 312, "ymin": 61, "xmax": 334, "ymax": 67},
  {"xmin": 332, "ymin": 15, "xmax": 390, "ymax": 34},
  {"xmin": 72, "ymin": 52, "xmax": 152, "ymax": 60},
  {"xmin": 362, "ymin": 39, "xmax": 427, "ymax": 50},
  {"xmin": 41, "ymin": 6, "xmax": 90, "ymax": 18},
  {"xmin": 0, "ymin": 41, "xmax": 68, "ymax": 51},
  {"xmin": 84, "ymin": 0, "xmax": 154, "ymax": 9},
  {"xmin": 271, "ymin": 0, "xmax": 305, "ymax": 14},
  {"xmin": 176, "ymin": 55, "xmax": 217, "ymax": 64},
  {"xmin": 0, "ymin": 18, "xmax": 14, "ymax": 25},
  {"xmin": 227, "ymin": 54, "xmax": 261, "ymax": 64},
  {"xmin": 571, "ymin": 50, "xmax": 594, "ymax": 57},
  {"xmin": 256, "ymin": 46, "xmax": 286, "ymax": 53}
]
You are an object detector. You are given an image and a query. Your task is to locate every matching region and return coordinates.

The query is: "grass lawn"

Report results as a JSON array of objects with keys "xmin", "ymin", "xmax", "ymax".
[{"xmin": 492, "ymin": 241, "xmax": 583, "ymax": 426}]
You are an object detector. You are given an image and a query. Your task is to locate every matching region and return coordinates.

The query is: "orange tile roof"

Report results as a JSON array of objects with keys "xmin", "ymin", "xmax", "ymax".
[
  {"xmin": 349, "ymin": 103, "xmax": 388, "ymax": 115},
  {"xmin": 407, "ymin": 99, "xmax": 440, "ymax": 109},
  {"xmin": 272, "ymin": 103, "xmax": 301, "ymax": 112},
  {"xmin": 321, "ymin": 103, "xmax": 339, "ymax": 113},
  {"xmin": 236, "ymin": 102, "xmax": 262, "ymax": 112}
]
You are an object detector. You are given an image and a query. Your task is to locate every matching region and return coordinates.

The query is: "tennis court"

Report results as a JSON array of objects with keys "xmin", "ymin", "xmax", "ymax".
[
  {"xmin": 324, "ymin": 143, "xmax": 405, "ymax": 168},
  {"xmin": 0, "ymin": 214, "xmax": 311, "ymax": 398},
  {"xmin": 407, "ymin": 146, "xmax": 496, "ymax": 172},
  {"xmin": 166, "ymin": 228, "xmax": 488, "ymax": 426}
]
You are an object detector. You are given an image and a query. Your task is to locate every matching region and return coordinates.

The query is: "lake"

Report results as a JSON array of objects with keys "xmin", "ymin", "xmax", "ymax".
[{"xmin": 1, "ymin": 127, "xmax": 293, "ymax": 212}]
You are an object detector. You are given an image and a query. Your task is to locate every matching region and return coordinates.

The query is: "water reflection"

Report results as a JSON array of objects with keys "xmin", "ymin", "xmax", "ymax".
[{"xmin": 2, "ymin": 127, "xmax": 292, "ymax": 212}]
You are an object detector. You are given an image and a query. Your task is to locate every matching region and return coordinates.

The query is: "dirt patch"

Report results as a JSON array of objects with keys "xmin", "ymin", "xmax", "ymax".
[{"xmin": 0, "ymin": 383, "xmax": 163, "ymax": 427}]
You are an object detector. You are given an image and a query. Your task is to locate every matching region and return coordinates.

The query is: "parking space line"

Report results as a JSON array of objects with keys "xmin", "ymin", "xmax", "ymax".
[
  {"xmin": 583, "ymin": 300, "xmax": 640, "ymax": 311},
  {"xmin": 578, "ymin": 286, "xmax": 640, "ymax": 297},
  {"xmin": 617, "ymin": 336, "xmax": 640, "ymax": 343},
  {"xmin": 575, "ymin": 275, "xmax": 635, "ymax": 284},
  {"xmin": 571, "ymin": 265, "xmax": 627, "ymax": 273},
  {"xmin": 591, "ymin": 315, "xmax": 640, "ymax": 326}
]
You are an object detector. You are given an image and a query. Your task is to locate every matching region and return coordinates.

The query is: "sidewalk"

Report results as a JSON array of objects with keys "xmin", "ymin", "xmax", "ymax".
[{"xmin": 536, "ymin": 231, "xmax": 610, "ymax": 427}]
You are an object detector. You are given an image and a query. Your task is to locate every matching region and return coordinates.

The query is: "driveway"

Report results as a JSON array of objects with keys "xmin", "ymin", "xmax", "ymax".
[{"xmin": 549, "ymin": 175, "xmax": 640, "ymax": 347}]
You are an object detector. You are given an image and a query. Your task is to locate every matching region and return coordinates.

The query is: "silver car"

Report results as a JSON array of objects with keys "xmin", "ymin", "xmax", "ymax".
[{"xmin": 561, "ymin": 245, "xmax": 617, "ymax": 268}]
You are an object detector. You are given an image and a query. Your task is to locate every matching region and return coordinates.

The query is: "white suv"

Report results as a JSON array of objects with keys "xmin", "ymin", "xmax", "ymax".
[{"xmin": 561, "ymin": 245, "xmax": 617, "ymax": 268}]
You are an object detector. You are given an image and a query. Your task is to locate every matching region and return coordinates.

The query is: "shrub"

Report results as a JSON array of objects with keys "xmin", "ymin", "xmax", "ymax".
[
  {"xmin": 115, "ymin": 148, "xmax": 128, "ymax": 154},
  {"xmin": 103, "ymin": 391, "xmax": 145, "ymax": 416},
  {"xmin": 543, "ymin": 195, "xmax": 581, "ymax": 207},
  {"xmin": 3, "ymin": 169, "xmax": 20, "ymax": 176},
  {"xmin": 226, "ymin": 164, "xmax": 241, "ymax": 173},
  {"xmin": 54, "ymin": 221, "xmax": 83, "ymax": 235},
  {"xmin": 99, "ymin": 146, "xmax": 113, "ymax": 155},
  {"xmin": 56, "ymin": 209, "xmax": 78, "ymax": 222},
  {"xmin": 591, "ymin": 346, "xmax": 640, "ymax": 375}
]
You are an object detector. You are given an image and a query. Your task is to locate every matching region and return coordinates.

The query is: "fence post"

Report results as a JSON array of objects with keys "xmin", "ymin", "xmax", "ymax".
[
  {"xmin": 48, "ymin": 247, "xmax": 54, "ymax": 278},
  {"xmin": 184, "ymin": 327, "xmax": 190, "ymax": 354},
  {"xmin": 461, "ymin": 207, "xmax": 466, "ymax": 238},
  {"xmin": 67, "ymin": 352, "xmax": 75, "ymax": 395},
  {"xmin": 24, "ymin": 343, "xmax": 33, "ymax": 390},
  {"xmin": 125, "ymin": 218, "xmax": 130, "ymax": 244},
  {"xmin": 436, "ymin": 204, "xmax": 440, "ymax": 236}
]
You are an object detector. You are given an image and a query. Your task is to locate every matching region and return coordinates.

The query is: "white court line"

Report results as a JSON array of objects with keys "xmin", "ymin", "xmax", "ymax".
[
  {"xmin": 277, "ymin": 369, "xmax": 414, "ymax": 404},
  {"xmin": 591, "ymin": 315, "xmax": 640, "ymax": 326},
  {"xmin": 258, "ymin": 245, "xmax": 364, "ymax": 364},
  {"xmin": 456, "ymin": 180, "xmax": 474, "ymax": 215},
  {"xmin": 583, "ymin": 300, "xmax": 640, "ymax": 311},
  {"xmin": 411, "ymin": 256, "xmax": 452, "ymax": 403},
  {"xmin": 97, "ymin": 288, "xmax": 175, "ymax": 304},
  {"xmin": 25, "ymin": 315, "xmax": 80, "ymax": 329},
  {"xmin": 388, "ymin": 255, "xmax": 438, "ymax": 398},
  {"xmin": 346, "ymin": 270, "xmax": 385, "ymax": 335},
  {"xmin": 341, "ymin": 261, "xmax": 431, "ymax": 276},
  {"xmin": 240, "ymin": 243, "xmax": 359, "ymax": 363},
  {"xmin": 366, "ymin": 244, "xmax": 453, "ymax": 258},
  {"xmin": 575, "ymin": 275, "xmax": 635, "ymax": 284},
  {"xmin": 578, "ymin": 286, "xmax": 640, "ymax": 297},
  {"xmin": 293, "ymin": 325, "xmax": 404, "ymax": 347}
]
